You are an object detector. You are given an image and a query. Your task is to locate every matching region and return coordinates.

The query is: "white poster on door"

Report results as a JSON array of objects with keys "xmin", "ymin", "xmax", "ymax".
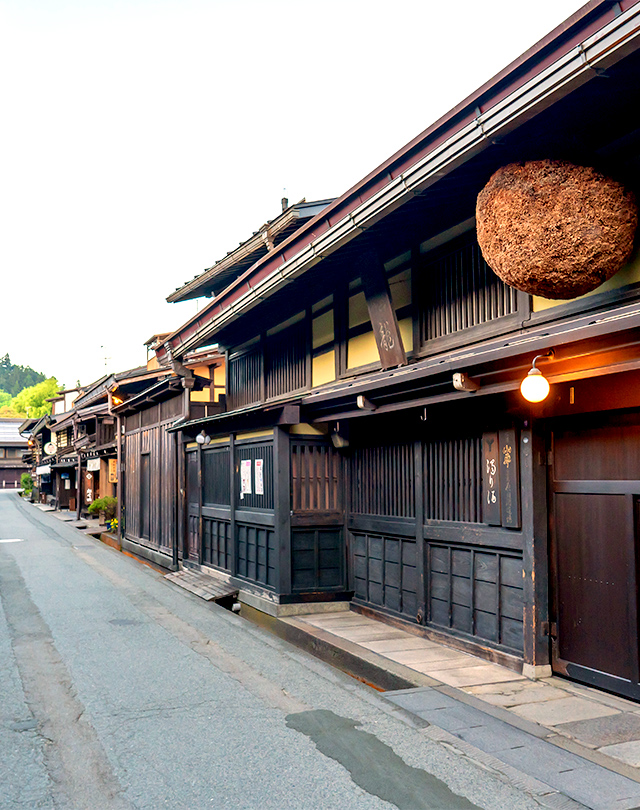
[
  {"xmin": 240, "ymin": 459, "xmax": 252, "ymax": 498},
  {"xmin": 255, "ymin": 459, "xmax": 264, "ymax": 495}
]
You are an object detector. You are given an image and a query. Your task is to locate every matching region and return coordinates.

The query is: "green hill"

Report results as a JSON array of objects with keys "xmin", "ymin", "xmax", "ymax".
[{"xmin": 0, "ymin": 354, "xmax": 46, "ymax": 397}]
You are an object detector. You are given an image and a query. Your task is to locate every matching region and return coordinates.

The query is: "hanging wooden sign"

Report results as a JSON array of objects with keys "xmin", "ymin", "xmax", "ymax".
[
  {"xmin": 498, "ymin": 428, "xmax": 521, "ymax": 529},
  {"xmin": 482, "ymin": 432, "xmax": 501, "ymax": 525}
]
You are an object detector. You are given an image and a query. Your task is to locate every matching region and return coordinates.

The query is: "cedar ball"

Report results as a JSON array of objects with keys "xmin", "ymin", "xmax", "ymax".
[{"xmin": 476, "ymin": 160, "xmax": 637, "ymax": 299}]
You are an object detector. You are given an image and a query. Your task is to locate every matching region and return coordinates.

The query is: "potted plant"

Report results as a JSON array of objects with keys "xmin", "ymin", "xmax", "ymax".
[{"xmin": 87, "ymin": 496, "xmax": 117, "ymax": 525}]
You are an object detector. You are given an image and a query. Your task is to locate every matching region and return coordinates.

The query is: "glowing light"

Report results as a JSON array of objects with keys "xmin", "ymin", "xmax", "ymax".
[{"xmin": 520, "ymin": 367, "xmax": 550, "ymax": 402}]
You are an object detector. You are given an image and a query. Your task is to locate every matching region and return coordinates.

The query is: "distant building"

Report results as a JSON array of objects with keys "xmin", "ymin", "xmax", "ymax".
[{"xmin": 0, "ymin": 418, "xmax": 29, "ymax": 488}]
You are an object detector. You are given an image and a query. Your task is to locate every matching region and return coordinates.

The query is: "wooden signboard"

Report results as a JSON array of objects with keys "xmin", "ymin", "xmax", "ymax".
[
  {"xmin": 482, "ymin": 429, "xmax": 521, "ymax": 528},
  {"xmin": 482, "ymin": 432, "xmax": 501, "ymax": 525},
  {"xmin": 499, "ymin": 428, "xmax": 521, "ymax": 529},
  {"xmin": 108, "ymin": 458, "xmax": 118, "ymax": 484},
  {"xmin": 358, "ymin": 250, "xmax": 407, "ymax": 370}
]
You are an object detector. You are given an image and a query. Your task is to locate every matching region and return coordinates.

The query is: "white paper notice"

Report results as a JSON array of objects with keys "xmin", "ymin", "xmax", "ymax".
[
  {"xmin": 255, "ymin": 459, "xmax": 264, "ymax": 495},
  {"xmin": 240, "ymin": 459, "xmax": 252, "ymax": 495}
]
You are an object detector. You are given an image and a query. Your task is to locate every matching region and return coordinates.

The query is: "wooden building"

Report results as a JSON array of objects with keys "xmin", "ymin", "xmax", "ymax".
[
  {"xmin": 112, "ymin": 342, "xmax": 225, "ymax": 569},
  {"xmin": 0, "ymin": 418, "xmax": 29, "ymax": 488},
  {"xmin": 157, "ymin": 2, "xmax": 640, "ymax": 699}
]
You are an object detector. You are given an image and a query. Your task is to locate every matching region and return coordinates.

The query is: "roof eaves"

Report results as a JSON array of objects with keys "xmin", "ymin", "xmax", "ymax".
[
  {"xmin": 157, "ymin": 0, "xmax": 640, "ymax": 360},
  {"xmin": 166, "ymin": 199, "xmax": 335, "ymax": 304}
]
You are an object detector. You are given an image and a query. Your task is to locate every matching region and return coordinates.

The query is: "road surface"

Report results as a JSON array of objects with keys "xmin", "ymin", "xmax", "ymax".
[{"xmin": 0, "ymin": 492, "xmax": 565, "ymax": 809}]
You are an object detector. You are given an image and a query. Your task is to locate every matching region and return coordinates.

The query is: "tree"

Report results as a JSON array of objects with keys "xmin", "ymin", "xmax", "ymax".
[
  {"xmin": 11, "ymin": 378, "xmax": 59, "ymax": 418},
  {"xmin": 0, "ymin": 354, "xmax": 46, "ymax": 397}
]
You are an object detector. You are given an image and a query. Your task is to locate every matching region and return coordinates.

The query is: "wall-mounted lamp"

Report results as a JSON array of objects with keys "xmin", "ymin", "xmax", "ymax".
[
  {"xmin": 195, "ymin": 430, "xmax": 211, "ymax": 445},
  {"xmin": 520, "ymin": 350, "xmax": 555, "ymax": 403}
]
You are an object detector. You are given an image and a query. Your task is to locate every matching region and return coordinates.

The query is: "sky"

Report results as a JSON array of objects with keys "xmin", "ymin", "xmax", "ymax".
[{"xmin": 1, "ymin": 0, "xmax": 584, "ymax": 390}]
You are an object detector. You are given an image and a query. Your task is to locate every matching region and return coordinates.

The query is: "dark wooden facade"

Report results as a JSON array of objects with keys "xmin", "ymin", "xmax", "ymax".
[
  {"xmin": 122, "ymin": 395, "xmax": 184, "ymax": 567},
  {"xmin": 159, "ymin": 2, "xmax": 640, "ymax": 696}
]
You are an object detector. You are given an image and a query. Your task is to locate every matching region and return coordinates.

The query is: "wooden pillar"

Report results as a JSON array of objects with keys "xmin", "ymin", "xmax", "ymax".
[
  {"xmin": 520, "ymin": 423, "xmax": 551, "ymax": 677},
  {"xmin": 414, "ymin": 439, "xmax": 426, "ymax": 624},
  {"xmin": 229, "ymin": 433, "xmax": 237, "ymax": 577},
  {"xmin": 116, "ymin": 413, "xmax": 122, "ymax": 545},
  {"xmin": 197, "ymin": 441, "xmax": 203, "ymax": 567},
  {"xmin": 76, "ymin": 455, "xmax": 82, "ymax": 521},
  {"xmin": 172, "ymin": 430, "xmax": 180, "ymax": 570},
  {"xmin": 274, "ymin": 426, "xmax": 292, "ymax": 597}
]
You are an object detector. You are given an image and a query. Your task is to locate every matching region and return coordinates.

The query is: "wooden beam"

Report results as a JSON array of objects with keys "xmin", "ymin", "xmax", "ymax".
[
  {"xmin": 274, "ymin": 426, "xmax": 292, "ymax": 596},
  {"xmin": 357, "ymin": 249, "xmax": 407, "ymax": 370}
]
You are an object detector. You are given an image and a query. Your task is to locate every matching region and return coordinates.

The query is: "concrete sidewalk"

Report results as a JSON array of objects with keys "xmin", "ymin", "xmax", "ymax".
[
  {"xmin": 281, "ymin": 610, "xmax": 640, "ymax": 799},
  {"xmin": 32, "ymin": 503, "xmax": 104, "ymax": 536}
]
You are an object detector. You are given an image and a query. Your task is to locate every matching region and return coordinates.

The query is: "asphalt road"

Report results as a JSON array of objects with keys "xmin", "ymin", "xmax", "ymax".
[{"xmin": 0, "ymin": 492, "xmax": 566, "ymax": 810}]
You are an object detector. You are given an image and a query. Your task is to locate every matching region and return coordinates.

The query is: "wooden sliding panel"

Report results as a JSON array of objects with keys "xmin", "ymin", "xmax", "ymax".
[
  {"xmin": 201, "ymin": 444, "xmax": 231, "ymax": 572},
  {"xmin": 290, "ymin": 437, "xmax": 345, "ymax": 593},
  {"xmin": 428, "ymin": 544, "xmax": 524, "ymax": 653}
]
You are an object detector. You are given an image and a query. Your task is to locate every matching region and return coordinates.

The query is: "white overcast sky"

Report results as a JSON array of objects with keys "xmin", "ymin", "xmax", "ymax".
[{"xmin": 1, "ymin": 0, "xmax": 583, "ymax": 390}]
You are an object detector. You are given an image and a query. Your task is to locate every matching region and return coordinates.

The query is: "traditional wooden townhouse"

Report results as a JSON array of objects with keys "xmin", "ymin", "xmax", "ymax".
[
  {"xmin": 110, "ymin": 340, "xmax": 225, "ymax": 570},
  {"xmin": 0, "ymin": 418, "xmax": 29, "ymax": 488},
  {"xmin": 156, "ymin": 1, "xmax": 640, "ymax": 700}
]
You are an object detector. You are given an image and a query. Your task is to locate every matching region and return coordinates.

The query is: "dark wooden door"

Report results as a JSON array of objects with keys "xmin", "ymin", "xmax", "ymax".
[
  {"xmin": 550, "ymin": 413, "xmax": 640, "ymax": 699},
  {"xmin": 186, "ymin": 450, "xmax": 200, "ymax": 566}
]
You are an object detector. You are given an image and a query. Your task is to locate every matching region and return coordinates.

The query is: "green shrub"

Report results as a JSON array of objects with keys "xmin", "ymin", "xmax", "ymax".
[
  {"xmin": 87, "ymin": 496, "xmax": 117, "ymax": 520},
  {"xmin": 20, "ymin": 472, "xmax": 33, "ymax": 493}
]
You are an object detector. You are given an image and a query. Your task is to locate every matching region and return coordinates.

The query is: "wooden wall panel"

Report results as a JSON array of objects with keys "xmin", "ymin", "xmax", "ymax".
[
  {"xmin": 202, "ymin": 447, "xmax": 231, "ymax": 506},
  {"xmin": 291, "ymin": 529, "xmax": 344, "ymax": 591},
  {"xmin": 350, "ymin": 443, "xmax": 414, "ymax": 517},
  {"xmin": 419, "ymin": 236, "xmax": 518, "ymax": 344},
  {"xmin": 352, "ymin": 531, "xmax": 418, "ymax": 619},
  {"xmin": 124, "ymin": 420, "xmax": 176, "ymax": 554},
  {"xmin": 236, "ymin": 523, "xmax": 276, "ymax": 588},
  {"xmin": 291, "ymin": 441, "xmax": 341, "ymax": 512},
  {"xmin": 202, "ymin": 518, "xmax": 231, "ymax": 571},
  {"xmin": 427, "ymin": 543, "xmax": 524, "ymax": 653},
  {"xmin": 424, "ymin": 434, "xmax": 482, "ymax": 523}
]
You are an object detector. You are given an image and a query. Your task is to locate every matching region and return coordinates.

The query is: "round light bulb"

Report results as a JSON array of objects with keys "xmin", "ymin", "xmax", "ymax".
[{"xmin": 520, "ymin": 368, "xmax": 550, "ymax": 403}]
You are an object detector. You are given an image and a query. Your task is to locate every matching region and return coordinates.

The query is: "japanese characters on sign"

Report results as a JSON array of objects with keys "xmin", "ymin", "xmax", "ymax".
[
  {"xmin": 240, "ymin": 459, "xmax": 252, "ymax": 499},
  {"xmin": 499, "ymin": 428, "xmax": 521, "ymax": 529},
  {"xmin": 482, "ymin": 429, "xmax": 521, "ymax": 529},
  {"xmin": 482, "ymin": 432, "xmax": 501, "ymax": 525},
  {"xmin": 255, "ymin": 459, "xmax": 264, "ymax": 495}
]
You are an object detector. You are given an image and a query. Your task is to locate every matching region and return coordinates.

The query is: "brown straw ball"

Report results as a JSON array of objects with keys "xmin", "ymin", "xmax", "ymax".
[{"xmin": 476, "ymin": 160, "xmax": 637, "ymax": 299}]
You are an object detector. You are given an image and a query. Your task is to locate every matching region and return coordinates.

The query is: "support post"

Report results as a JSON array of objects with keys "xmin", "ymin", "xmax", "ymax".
[
  {"xmin": 116, "ymin": 413, "xmax": 122, "ymax": 545},
  {"xmin": 520, "ymin": 423, "xmax": 551, "ymax": 678},
  {"xmin": 414, "ymin": 439, "xmax": 426, "ymax": 624},
  {"xmin": 76, "ymin": 455, "xmax": 82, "ymax": 521},
  {"xmin": 229, "ymin": 433, "xmax": 237, "ymax": 577},
  {"xmin": 274, "ymin": 426, "xmax": 292, "ymax": 597}
]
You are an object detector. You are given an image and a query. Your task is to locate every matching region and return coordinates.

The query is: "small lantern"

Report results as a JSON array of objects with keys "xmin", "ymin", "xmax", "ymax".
[{"xmin": 520, "ymin": 351, "xmax": 554, "ymax": 403}]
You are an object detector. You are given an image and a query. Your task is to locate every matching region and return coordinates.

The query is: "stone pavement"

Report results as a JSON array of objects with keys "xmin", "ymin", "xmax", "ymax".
[
  {"xmin": 284, "ymin": 610, "xmax": 640, "ymax": 809},
  {"xmin": 32, "ymin": 503, "xmax": 103, "ymax": 535}
]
